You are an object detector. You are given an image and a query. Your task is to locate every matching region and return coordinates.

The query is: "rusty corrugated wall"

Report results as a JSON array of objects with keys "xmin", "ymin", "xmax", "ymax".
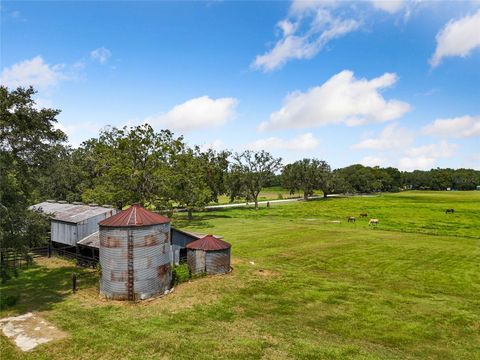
[
  {"xmin": 187, "ymin": 249, "xmax": 204, "ymax": 274},
  {"xmin": 99, "ymin": 223, "xmax": 172, "ymax": 300},
  {"xmin": 187, "ymin": 248, "xmax": 230, "ymax": 275},
  {"xmin": 205, "ymin": 249, "xmax": 230, "ymax": 274}
]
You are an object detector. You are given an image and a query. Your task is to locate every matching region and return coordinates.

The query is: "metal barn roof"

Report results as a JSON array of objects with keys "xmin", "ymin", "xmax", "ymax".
[
  {"xmin": 186, "ymin": 235, "xmax": 231, "ymax": 251},
  {"xmin": 77, "ymin": 231, "xmax": 100, "ymax": 248},
  {"xmin": 30, "ymin": 202, "xmax": 116, "ymax": 224},
  {"xmin": 172, "ymin": 228, "xmax": 224, "ymax": 240},
  {"xmin": 98, "ymin": 203, "xmax": 170, "ymax": 227}
]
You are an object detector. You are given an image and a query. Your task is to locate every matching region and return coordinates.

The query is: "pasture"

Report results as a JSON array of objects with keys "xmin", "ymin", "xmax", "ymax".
[
  {"xmin": 212, "ymin": 186, "xmax": 323, "ymax": 205},
  {"xmin": 1, "ymin": 191, "xmax": 479, "ymax": 359}
]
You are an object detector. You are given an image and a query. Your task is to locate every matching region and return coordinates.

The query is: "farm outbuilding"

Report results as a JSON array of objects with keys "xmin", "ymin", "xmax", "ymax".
[
  {"xmin": 171, "ymin": 228, "xmax": 224, "ymax": 265},
  {"xmin": 187, "ymin": 235, "xmax": 231, "ymax": 275},
  {"xmin": 30, "ymin": 201, "xmax": 117, "ymax": 250},
  {"xmin": 98, "ymin": 204, "xmax": 172, "ymax": 301}
]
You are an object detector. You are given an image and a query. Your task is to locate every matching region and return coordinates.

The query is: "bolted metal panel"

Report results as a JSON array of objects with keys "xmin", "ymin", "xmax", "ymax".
[
  {"xmin": 187, "ymin": 249, "xmax": 205, "ymax": 274},
  {"xmin": 100, "ymin": 223, "xmax": 171, "ymax": 300},
  {"xmin": 188, "ymin": 247, "xmax": 231, "ymax": 275},
  {"xmin": 205, "ymin": 249, "xmax": 231, "ymax": 275},
  {"xmin": 51, "ymin": 221, "xmax": 77, "ymax": 246}
]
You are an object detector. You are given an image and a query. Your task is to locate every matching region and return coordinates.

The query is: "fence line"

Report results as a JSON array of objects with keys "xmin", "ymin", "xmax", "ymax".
[{"xmin": 1, "ymin": 244, "xmax": 99, "ymax": 270}]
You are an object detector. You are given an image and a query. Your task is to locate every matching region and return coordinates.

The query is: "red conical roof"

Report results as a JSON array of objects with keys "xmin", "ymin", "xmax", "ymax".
[
  {"xmin": 98, "ymin": 204, "xmax": 170, "ymax": 227},
  {"xmin": 186, "ymin": 235, "xmax": 231, "ymax": 251}
]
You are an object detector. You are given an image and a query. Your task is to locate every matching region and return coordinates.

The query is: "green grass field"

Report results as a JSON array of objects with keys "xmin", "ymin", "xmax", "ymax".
[
  {"xmin": 1, "ymin": 191, "xmax": 479, "ymax": 359},
  {"xmin": 212, "ymin": 186, "xmax": 323, "ymax": 205}
]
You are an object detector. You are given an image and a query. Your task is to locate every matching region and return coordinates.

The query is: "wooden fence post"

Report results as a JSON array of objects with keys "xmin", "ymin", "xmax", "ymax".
[{"xmin": 72, "ymin": 273, "xmax": 77, "ymax": 293}]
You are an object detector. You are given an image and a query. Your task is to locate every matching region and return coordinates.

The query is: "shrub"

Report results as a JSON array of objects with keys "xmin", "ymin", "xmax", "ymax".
[
  {"xmin": 0, "ymin": 294, "xmax": 19, "ymax": 310},
  {"xmin": 0, "ymin": 266, "xmax": 11, "ymax": 284},
  {"xmin": 172, "ymin": 263, "xmax": 190, "ymax": 285}
]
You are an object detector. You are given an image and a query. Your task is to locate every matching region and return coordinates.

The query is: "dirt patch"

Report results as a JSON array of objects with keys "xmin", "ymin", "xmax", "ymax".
[
  {"xmin": 0, "ymin": 312, "xmax": 67, "ymax": 351},
  {"xmin": 254, "ymin": 269, "xmax": 279, "ymax": 277},
  {"xmin": 34, "ymin": 257, "xmax": 74, "ymax": 269}
]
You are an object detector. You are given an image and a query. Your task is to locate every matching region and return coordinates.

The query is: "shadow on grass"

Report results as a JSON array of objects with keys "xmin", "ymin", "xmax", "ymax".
[{"xmin": 0, "ymin": 262, "xmax": 98, "ymax": 315}]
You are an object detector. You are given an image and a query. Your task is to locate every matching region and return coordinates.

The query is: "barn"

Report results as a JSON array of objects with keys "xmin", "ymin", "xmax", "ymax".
[
  {"xmin": 29, "ymin": 201, "xmax": 227, "ymax": 270},
  {"xmin": 30, "ymin": 201, "xmax": 117, "ymax": 259}
]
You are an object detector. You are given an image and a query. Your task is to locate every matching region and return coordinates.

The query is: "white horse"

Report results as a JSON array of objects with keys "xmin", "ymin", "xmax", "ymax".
[{"xmin": 369, "ymin": 218, "xmax": 379, "ymax": 226}]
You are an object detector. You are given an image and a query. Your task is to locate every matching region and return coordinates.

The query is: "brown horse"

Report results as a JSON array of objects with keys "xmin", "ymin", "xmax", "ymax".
[
  {"xmin": 359, "ymin": 213, "xmax": 368, "ymax": 218},
  {"xmin": 445, "ymin": 208, "xmax": 455, "ymax": 214},
  {"xmin": 347, "ymin": 216, "xmax": 356, "ymax": 223}
]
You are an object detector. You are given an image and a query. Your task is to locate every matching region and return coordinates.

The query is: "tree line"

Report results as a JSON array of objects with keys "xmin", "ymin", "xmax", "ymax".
[{"xmin": 1, "ymin": 86, "xmax": 479, "ymax": 253}]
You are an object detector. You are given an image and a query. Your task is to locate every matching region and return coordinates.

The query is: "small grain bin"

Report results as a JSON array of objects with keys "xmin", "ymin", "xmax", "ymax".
[
  {"xmin": 98, "ymin": 204, "xmax": 172, "ymax": 300},
  {"xmin": 186, "ymin": 235, "xmax": 231, "ymax": 275}
]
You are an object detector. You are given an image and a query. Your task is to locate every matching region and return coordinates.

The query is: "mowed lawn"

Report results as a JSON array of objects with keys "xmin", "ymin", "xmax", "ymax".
[
  {"xmin": 212, "ymin": 186, "xmax": 323, "ymax": 205},
  {"xmin": 1, "ymin": 191, "xmax": 479, "ymax": 359}
]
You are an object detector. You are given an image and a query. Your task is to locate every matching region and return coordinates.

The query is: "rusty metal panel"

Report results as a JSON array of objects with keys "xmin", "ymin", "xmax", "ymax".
[
  {"xmin": 187, "ymin": 249, "xmax": 205, "ymax": 274},
  {"xmin": 99, "ymin": 223, "xmax": 172, "ymax": 301},
  {"xmin": 205, "ymin": 249, "xmax": 230, "ymax": 275}
]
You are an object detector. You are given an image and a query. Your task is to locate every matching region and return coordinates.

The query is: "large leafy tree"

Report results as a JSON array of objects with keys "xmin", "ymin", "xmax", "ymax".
[
  {"xmin": 81, "ymin": 124, "xmax": 183, "ymax": 209},
  {"xmin": 170, "ymin": 147, "xmax": 214, "ymax": 220},
  {"xmin": 231, "ymin": 150, "xmax": 282, "ymax": 209},
  {"xmin": 283, "ymin": 158, "xmax": 330, "ymax": 200},
  {"xmin": 0, "ymin": 86, "xmax": 66, "ymax": 253}
]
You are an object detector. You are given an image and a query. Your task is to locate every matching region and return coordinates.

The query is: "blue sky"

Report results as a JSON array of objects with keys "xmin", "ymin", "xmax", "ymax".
[{"xmin": 1, "ymin": 0, "xmax": 479, "ymax": 170}]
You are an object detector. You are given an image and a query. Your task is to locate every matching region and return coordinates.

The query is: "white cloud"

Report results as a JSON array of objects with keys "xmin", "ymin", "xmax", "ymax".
[
  {"xmin": 33, "ymin": 97, "xmax": 54, "ymax": 110},
  {"xmin": 252, "ymin": 3, "xmax": 360, "ymax": 72},
  {"xmin": 404, "ymin": 141, "xmax": 458, "ymax": 158},
  {"xmin": 371, "ymin": 0, "xmax": 405, "ymax": 14},
  {"xmin": 398, "ymin": 141, "xmax": 458, "ymax": 171},
  {"xmin": 430, "ymin": 10, "xmax": 480, "ymax": 67},
  {"xmin": 398, "ymin": 156, "xmax": 437, "ymax": 171},
  {"xmin": 352, "ymin": 123, "xmax": 414, "ymax": 149},
  {"xmin": 259, "ymin": 70, "xmax": 410, "ymax": 131},
  {"xmin": 200, "ymin": 139, "xmax": 225, "ymax": 152},
  {"xmin": 423, "ymin": 115, "xmax": 480, "ymax": 138},
  {"xmin": 246, "ymin": 132, "xmax": 320, "ymax": 152},
  {"xmin": 145, "ymin": 96, "xmax": 238, "ymax": 132},
  {"xmin": 361, "ymin": 156, "xmax": 386, "ymax": 167},
  {"xmin": 90, "ymin": 47, "xmax": 112, "ymax": 64},
  {"xmin": 54, "ymin": 121, "xmax": 102, "ymax": 148},
  {"xmin": 0, "ymin": 56, "xmax": 66, "ymax": 89}
]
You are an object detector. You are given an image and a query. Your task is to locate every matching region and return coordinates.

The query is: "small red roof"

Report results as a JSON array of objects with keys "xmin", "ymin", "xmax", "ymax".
[
  {"xmin": 98, "ymin": 204, "xmax": 170, "ymax": 227},
  {"xmin": 186, "ymin": 235, "xmax": 231, "ymax": 251}
]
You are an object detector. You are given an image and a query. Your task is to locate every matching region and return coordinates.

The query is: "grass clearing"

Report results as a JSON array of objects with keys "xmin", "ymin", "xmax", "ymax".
[
  {"xmin": 212, "ymin": 186, "xmax": 323, "ymax": 205},
  {"xmin": 1, "ymin": 191, "xmax": 479, "ymax": 359}
]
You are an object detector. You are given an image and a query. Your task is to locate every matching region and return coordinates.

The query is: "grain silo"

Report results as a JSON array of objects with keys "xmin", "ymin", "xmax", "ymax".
[
  {"xmin": 186, "ymin": 235, "xmax": 231, "ymax": 275},
  {"xmin": 98, "ymin": 204, "xmax": 172, "ymax": 300}
]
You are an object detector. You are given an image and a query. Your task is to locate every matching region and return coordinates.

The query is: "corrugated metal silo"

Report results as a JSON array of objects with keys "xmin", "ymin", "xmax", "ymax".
[
  {"xmin": 186, "ymin": 235, "xmax": 231, "ymax": 275},
  {"xmin": 98, "ymin": 204, "xmax": 172, "ymax": 300}
]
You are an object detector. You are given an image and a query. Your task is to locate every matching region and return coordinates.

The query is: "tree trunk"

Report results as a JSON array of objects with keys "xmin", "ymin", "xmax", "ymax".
[
  {"xmin": 303, "ymin": 191, "xmax": 309, "ymax": 200},
  {"xmin": 254, "ymin": 197, "xmax": 258, "ymax": 210},
  {"xmin": 323, "ymin": 192, "xmax": 328, "ymax": 198},
  {"xmin": 187, "ymin": 208, "xmax": 193, "ymax": 220}
]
